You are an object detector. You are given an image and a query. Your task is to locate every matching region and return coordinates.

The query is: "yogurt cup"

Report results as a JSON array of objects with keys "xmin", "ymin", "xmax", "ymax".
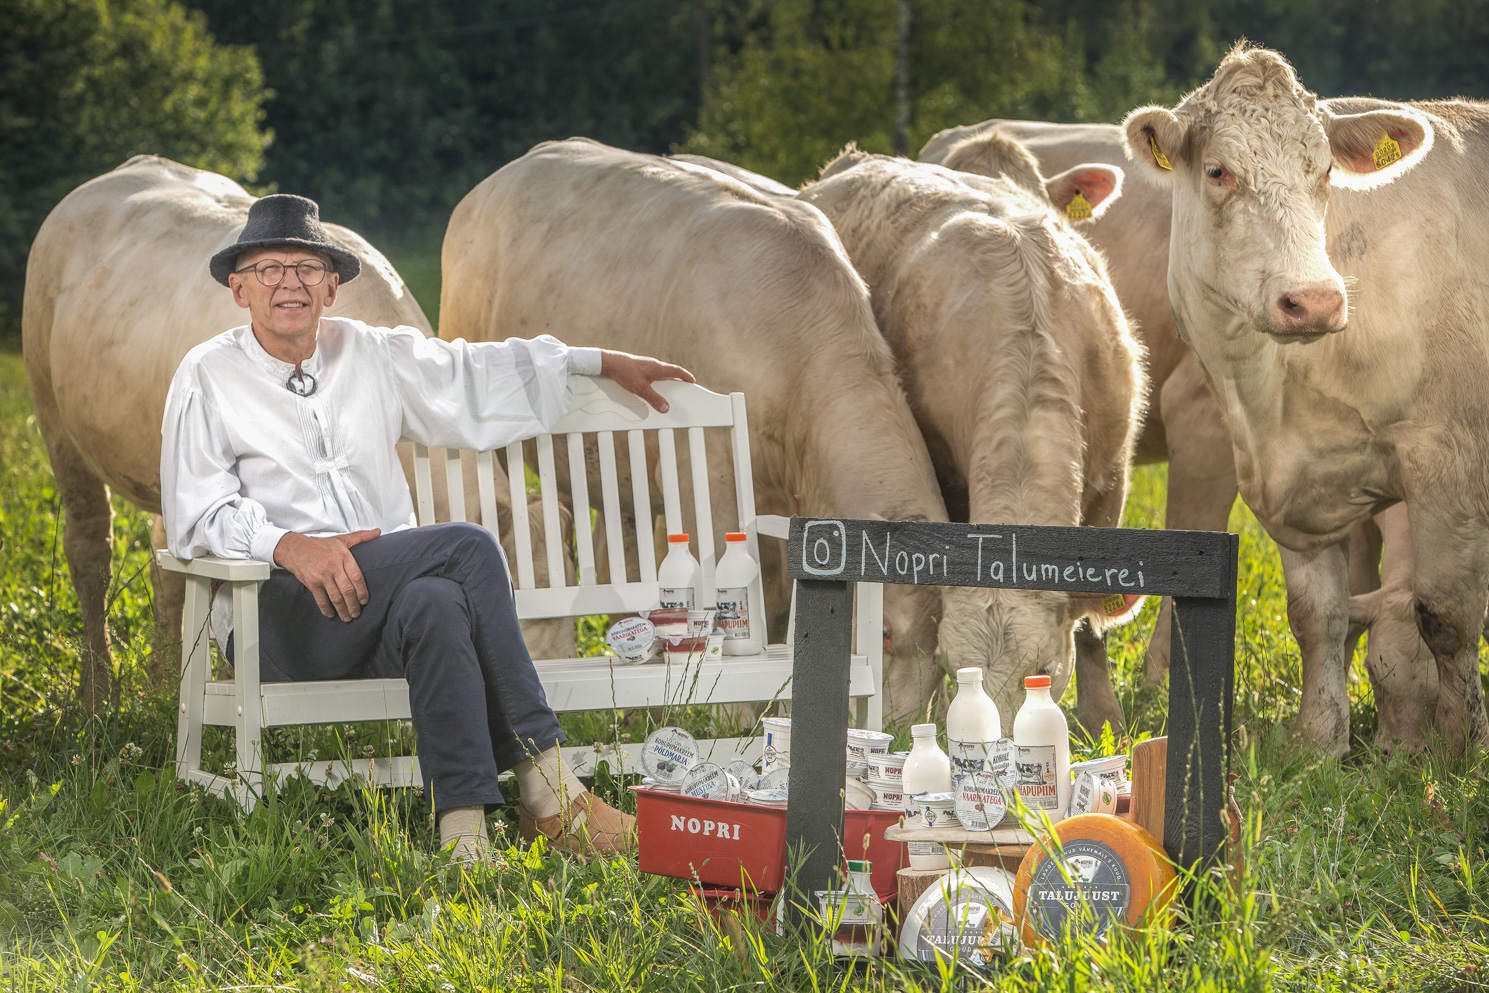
[
  {"xmin": 682, "ymin": 761, "xmax": 736, "ymax": 801},
  {"xmin": 686, "ymin": 608, "xmax": 717, "ymax": 637},
  {"xmin": 725, "ymin": 756, "xmax": 754, "ymax": 784},
  {"xmin": 866, "ymin": 778, "xmax": 904, "ymax": 810},
  {"xmin": 845, "ymin": 760, "xmax": 870, "ymax": 781},
  {"xmin": 640, "ymin": 726, "xmax": 699, "ymax": 784},
  {"xmin": 643, "ymin": 607, "xmax": 692, "ymax": 638},
  {"xmin": 664, "ymin": 635, "xmax": 712, "ymax": 665},
  {"xmin": 758, "ymin": 767, "xmax": 791, "ymax": 790},
  {"xmin": 954, "ymin": 770, "xmax": 1008, "ymax": 831},
  {"xmin": 867, "ymin": 750, "xmax": 909, "ymax": 782},
  {"xmin": 762, "ymin": 717, "xmax": 792, "ymax": 774},
  {"xmin": 844, "ymin": 777, "xmax": 875, "ymax": 810},
  {"xmin": 916, "ymin": 791, "xmax": 961, "ymax": 829},
  {"xmin": 845, "ymin": 728, "xmax": 894, "ymax": 760},
  {"xmin": 606, "ymin": 616, "xmax": 658, "ymax": 664},
  {"xmin": 1069, "ymin": 754, "xmax": 1128, "ymax": 788},
  {"xmin": 745, "ymin": 788, "xmax": 788, "ymax": 807},
  {"xmin": 1067, "ymin": 770, "xmax": 1118, "ymax": 817}
]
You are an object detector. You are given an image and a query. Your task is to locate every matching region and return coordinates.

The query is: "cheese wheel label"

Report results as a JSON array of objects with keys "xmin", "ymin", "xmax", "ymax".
[
  {"xmin": 909, "ymin": 891, "xmax": 1016, "ymax": 965},
  {"xmin": 1015, "ymin": 744, "xmax": 1061, "ymax": 810},
  {"xmin": 1027, "ymin": 839, "xmax": 1131, "ymax": 940}
]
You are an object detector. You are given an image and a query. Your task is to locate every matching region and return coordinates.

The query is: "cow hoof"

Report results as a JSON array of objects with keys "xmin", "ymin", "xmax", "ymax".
[{"xmin": 1287, "ymin": 715, "xmax": 1350, "ymax": 759}]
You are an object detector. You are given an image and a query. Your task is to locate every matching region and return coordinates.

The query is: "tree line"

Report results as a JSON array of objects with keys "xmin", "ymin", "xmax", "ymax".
[{"xmin": 4, "ymin": 0, "xmax": 1489, "ymax": 340}]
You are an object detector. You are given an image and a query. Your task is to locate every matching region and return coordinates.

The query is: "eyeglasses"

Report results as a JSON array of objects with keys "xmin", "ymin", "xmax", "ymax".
[{"xmin": 233, "ymin": 259, "xmax": 331, "ymax": 287}]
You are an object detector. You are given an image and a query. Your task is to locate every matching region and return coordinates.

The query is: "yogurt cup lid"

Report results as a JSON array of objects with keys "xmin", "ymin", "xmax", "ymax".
[
  {"xmin": 758, "ymin": 768, "xmax": 791, "ymax": 790},
  {"xmin": 745, "ymin": 788, "xmax": 788, "ymax": 804},
  {"xmin": 681, "ymin": 762, "xmax": 732, "ymax": 800},
  {"xmin": 641, "ymin": 726, "xmax": 699, "ymax": 784},
  {"xmin": 954, "ymin": 770, "xmax": 1008, "ymax": 830},
  {"xmin": 847, "ymin": 728, "xmax": 894, "ymax": 741},
  {"xmin": 1069, "ymin": 754, "xmax": 1129, "ymax": 774},
  {"xmin": 914, "ymin": 791, "xmax": 958, "ymax": 804},
  {"xmin": 606, "ymin": 616, "xmax": 656, "ymax": 659},
  {"xmin": 761, "ymin": 716, "xmax": 792, "ymax": 728}
]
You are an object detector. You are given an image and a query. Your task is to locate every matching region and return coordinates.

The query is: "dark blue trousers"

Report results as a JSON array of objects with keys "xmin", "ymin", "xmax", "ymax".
[{"xmin": 250, "ymin": 522, "xmax": 564, "ymax": 812}]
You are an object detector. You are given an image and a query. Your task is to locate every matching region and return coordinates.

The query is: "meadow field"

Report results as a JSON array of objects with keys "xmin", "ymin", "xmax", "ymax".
[{"xmin": 0, "ymin": 346, "xmax": 1486, "ymax": 991}]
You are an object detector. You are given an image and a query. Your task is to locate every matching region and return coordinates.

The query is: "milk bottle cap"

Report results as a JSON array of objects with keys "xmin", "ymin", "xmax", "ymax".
[
  {"xmin": 911, "ymin": 723, "xmax": 937, "ymax": 737},
  {"xmin": 668, "ymin": 533, "xmax": 690, "ymax": 543},
  {"xmin": 1024, "ymin": 674, "xmax": 1051, "ymax": 689},
  {"xmin": 957, "ymin": 667, "xmax": 984, "ymax": 683}
]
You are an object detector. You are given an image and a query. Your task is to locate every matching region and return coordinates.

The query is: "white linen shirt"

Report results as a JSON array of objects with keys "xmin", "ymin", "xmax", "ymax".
[{"xmin": 162, "ymin": 317, "xmax": 601, "ymax": 567}]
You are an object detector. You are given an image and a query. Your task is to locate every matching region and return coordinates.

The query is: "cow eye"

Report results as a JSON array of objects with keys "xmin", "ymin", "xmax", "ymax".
[{"xmin": 1206, "ymin": 165, "xmax": 1225, "ymax": 180}]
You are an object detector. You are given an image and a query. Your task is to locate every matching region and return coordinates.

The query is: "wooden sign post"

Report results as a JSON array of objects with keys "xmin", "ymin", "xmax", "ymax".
[{"xmin": 783, "ymin": 518, "xmax": 1238, "ymax": 923}]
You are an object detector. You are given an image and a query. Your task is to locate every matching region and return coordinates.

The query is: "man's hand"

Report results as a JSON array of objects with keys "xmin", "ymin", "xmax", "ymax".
[
  {"xmin": 273, "ymin": 530, "xmax": 381, "ymax": 621},
  {"xmin": 600, "ymin": 350, "xmax": 696, "ymax": 413}
]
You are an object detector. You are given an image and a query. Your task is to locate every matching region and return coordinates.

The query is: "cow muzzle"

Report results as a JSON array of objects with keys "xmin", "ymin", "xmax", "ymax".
[{"xmin": 1268, "ymin": 283, "xmax": 1347, "ymax": 339}]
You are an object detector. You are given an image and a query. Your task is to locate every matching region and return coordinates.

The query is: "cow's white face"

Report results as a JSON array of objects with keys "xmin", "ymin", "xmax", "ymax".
[
  {"xmin": 936, "ymin": 587, "xmax": 1086, "ymax": 724},
  {"xmin": 1121, "ymin": 46, "xmax": 1433, "ymax": 347}
]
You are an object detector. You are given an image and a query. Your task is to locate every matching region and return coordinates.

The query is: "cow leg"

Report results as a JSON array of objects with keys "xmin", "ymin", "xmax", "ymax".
[
  {"xmin": 1150, "ymin": 356, "xmax": 1237, "ymax": 684},
  {"xmin": 45, "ymin": 426, "xmax": 117, "ymax": 710},
  {"xmin": 148, "ymin": 513, "xmax": 184, "ymax": 685},
  {"xmin": 1405, "ymin": 510, "xmax": 1489, "ymax": 753},
  {"xmin": 1280, "ymin": 539, "xmax": 1352, "ymax": 756},
  {"xmin": 1074, "ymin": 619, "xmax": 1124, "ymax": 738},
  {"xmin": 1345, "ymin": 515, "xmax": 1383, "ymax": 652},
  {"xmin": 1349, "ymin": 505, "xmax": 1434, "ymax": 753}
]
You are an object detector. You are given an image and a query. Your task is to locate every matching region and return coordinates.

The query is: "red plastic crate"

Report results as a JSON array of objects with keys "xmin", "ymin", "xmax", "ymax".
[
  {"xmin": 632, "ymin": 787, "xmax": 903, "ymax": 898},
  {"xmin": 686, "ymin": 885, "xmax": 775, "ymax": 924}
]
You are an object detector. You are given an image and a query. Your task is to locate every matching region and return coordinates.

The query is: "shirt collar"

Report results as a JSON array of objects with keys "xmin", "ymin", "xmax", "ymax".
[{"xmin": 238, "ymin": 322, "xmax": 324, "ymax": 383}]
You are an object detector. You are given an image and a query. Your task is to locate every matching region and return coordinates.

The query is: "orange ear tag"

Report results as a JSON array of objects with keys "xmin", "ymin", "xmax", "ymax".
[
  {"xmin": 1149, "ymin": 134, "xmax": 1172, "ymax": 170},
  {"xmin": 1373, "ymin": 132, "xmax": 1402, "ymax": 169},
  {"xmin": 1066, "ymin": 190, "xmax": 1093, "ymax": 220}
]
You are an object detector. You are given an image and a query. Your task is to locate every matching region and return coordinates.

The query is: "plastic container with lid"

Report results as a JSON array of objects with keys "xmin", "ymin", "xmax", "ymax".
[
  {"xmin": 715, "ymin": 532, "xmax": 765, "ymax": 656},
  {"xmin": 818, "ymin": 859, "xmax": 884, "ymax": 958},
  {"xmin": 1012, "ymin": 674, "xmax": 1071, "ymax": 819},
  {"xmin": 900, "ymin": 722, "xmax": 954, "ymax": 870},
  {"xmin": 658, "ymin": 533, "xmax": 703, "ymax": 609},
  {"xmin": 946, "ymin": 666, "xmax": 1003, "ymax": 790}
]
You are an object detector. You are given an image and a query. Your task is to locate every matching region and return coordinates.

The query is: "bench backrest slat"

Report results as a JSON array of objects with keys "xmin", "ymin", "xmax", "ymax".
[
  {"xmin": 628, "ymin": 428, "xmax": 658, "ymax": 583},
  {"xmin": 535, "ymin": 434, "xmax": 565, "ymax": 588},
  {"xmin": 568, "ymin": 432, "xmax": 597, "ymax": 586},
  {"xmin": 597, "ymin": 430, "xmax": 627, "ymax": 583},
  {"xmin": 506, "ymin": 440, "xmax": 537, "ymax": 589},
  {"xmin": 413, "ymin": 442, "xmax": 435, "ymax": 526},
  {"xmin": 687, "ymin": 425, "xmax": 717, "ymax": 605},
  {"xmin": 476, "ymin": 450, "xmax": 500, "ymax": 539},
  {"xmin": 444, "ymin": 447, "xmax": 466, "ymax": 523}
]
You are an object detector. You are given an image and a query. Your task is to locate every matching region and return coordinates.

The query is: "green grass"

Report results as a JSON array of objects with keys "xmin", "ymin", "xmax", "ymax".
[{"xmin": 2, "ymin": 350, "xmax": 1488, "ymax": 990}]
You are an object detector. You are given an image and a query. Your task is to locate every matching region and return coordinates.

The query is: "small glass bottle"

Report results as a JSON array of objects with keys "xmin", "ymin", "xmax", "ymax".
[{"xmin": 824, "ymin": 859, "xmax": 884, "ymax": 958}]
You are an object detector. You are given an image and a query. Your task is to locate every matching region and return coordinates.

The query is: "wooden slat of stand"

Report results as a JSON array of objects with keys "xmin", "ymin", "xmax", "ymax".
[{"xmin": 1129, "ymin": 736, "xmax": 1167, "ymax": 841}]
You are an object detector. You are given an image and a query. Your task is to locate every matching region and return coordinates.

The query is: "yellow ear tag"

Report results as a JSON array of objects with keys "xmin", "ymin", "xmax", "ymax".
[
  {"xmin": 1373, "ymin": 132, "xmax": 1402, "ymax": 169},
  {"xmin": 1103, "ymin": 593, "xmax": 1127, "ymax": 615},
  {"xmin": 1150, "ymin": 134, "xmax": 1172, "ymax": 170},
  {"xmin": 1066, "ymin": 190, "xmax": 1093, "ymax": 220}
]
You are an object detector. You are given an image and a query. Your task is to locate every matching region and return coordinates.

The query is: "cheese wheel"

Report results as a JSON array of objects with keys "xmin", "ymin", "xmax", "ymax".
[{"xmin": 1013, "ymin": 813, "xmax": 1177, "ymax": 947}]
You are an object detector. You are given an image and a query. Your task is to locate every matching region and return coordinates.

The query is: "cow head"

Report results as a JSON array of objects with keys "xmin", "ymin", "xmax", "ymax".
[
  {"xmin": 1121, "ymin": 44, "xmax": 1432, "ymax": 344},
  {"xmin": 936, "ymin": 587, "xmax": 1087, "ymax": 725},
  {"xmin": 941, "ymin": 129, "xmax": 1125, "ymax": 222}
]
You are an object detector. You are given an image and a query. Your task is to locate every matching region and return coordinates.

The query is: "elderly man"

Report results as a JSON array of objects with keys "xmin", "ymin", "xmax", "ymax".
[{"xmin": 162, "ymin": 194, "xmax": 693, "ymax": 860}]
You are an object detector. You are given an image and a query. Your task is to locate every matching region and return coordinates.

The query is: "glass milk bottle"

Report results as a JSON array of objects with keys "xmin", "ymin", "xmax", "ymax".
[
  {"xmin": 1011, "ymin": 674, "xmax": 1071, "ymax": 819},
  {"xmin": 657, "ymin": 533, "xmax": 702, "ymax": 609},
  {"xmin": 714, "ymin": 532, "xmax": 764, "ymax": 655},
  {"xmin": 946, "ymin": 667, "xmax": 1002, "ymax": 790},
  {"xmin": 900, "ymin": 723, "xmax": 953, "ymax": 870},
  {"xmin": 824, "ymin": 859, "xmax": 885, "ymax": 958}
]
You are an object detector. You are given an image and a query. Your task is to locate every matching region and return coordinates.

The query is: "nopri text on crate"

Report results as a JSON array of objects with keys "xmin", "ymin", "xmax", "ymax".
[
  {"xmin": 786, "ymin": 517, "xmax": 1231, "ymax": 598},
  {"xmin": 671, "ymin": 814, "xmax": 744, "ymax": 839}
]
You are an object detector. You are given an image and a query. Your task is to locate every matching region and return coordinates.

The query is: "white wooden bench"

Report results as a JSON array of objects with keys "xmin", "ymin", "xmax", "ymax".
[{"xmin": 159, "ymin": 378, "xmax": 885, "ymax": 810}]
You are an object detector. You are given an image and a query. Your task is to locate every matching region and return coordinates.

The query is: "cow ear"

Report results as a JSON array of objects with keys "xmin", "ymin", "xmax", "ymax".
[
  {"xmin": 1045, "ymin": 163, "xmax": 1124, "ymax": 221},
  {"xmin": 1322, "ymin": 104, "xmax": 1434, "ymax": 190},
  {"xmin": 1121, "ymin": 106, "xmax": 1184, "ymax": 181}
]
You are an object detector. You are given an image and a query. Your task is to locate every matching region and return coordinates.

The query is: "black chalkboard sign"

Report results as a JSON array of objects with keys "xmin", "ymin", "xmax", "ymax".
[{"xmin": 782, "ymin": 517, "xmax": 1238, "ymax": 922}]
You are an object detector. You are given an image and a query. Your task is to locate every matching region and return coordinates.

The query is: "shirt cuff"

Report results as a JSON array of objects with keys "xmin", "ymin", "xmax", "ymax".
[
  {"xmin": 566, "ymin": 346, "xmax": 603, "ymax": 377},
  {"xmin": 249, "ymin": 525, "xmax": 290, "ymax": 565}
]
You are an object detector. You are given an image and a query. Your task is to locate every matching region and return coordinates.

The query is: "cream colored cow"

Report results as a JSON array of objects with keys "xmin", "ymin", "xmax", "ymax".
[
  {"xmin": 22, "ymin": 156, "xmax": 565, "ymax": 707},
  {"xmin": 439, "ymin": 138, "xmax": 955, "ymax": 723},
  {"xmin": 1123, "ymin": 43, "xmax": 1489, "ymax": 754},
  {"xmin": 799, "ymin": 147, "xmax": 1146, "ymax": 732}
]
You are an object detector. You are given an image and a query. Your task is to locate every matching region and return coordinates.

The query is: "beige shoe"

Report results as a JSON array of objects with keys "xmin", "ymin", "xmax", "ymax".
[{"xmin": 519, "ymin": 791, "xmax": 638, "ymax": 857}]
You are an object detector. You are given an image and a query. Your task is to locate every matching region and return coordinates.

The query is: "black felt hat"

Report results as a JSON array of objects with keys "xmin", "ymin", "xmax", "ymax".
[{"xmin": 209, "ymin": 194, "xmax": 361, "ymax": 286}]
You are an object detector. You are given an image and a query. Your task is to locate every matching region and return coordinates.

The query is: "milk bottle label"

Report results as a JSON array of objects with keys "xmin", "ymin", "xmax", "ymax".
[
  {"xmin": 1014, "ymin": 744, "xmax": 1060, "ymax": 811},
  {"xmin": 947, "ymin": 739, "xmax": 989, "ymax": 788},
  {"xmin": 715, "ymin": 586, "xmax": 750, "ymax": 640},
  {"xmin": 659, "ymin": 587, "xmax": 695, "ymax": 609}
]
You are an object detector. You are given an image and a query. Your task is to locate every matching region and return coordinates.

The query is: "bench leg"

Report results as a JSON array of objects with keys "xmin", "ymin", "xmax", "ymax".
[
  {"xmin": 176, "ymin": 575, "xmax": 212, "ymax": 787},
  {"xmin": 232, "ymin": 582, "xmax": 265, "ymax": 812}
]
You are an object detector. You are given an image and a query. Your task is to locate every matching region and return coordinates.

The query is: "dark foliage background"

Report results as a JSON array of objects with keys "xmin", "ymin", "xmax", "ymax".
[{"xmin": 6, "ymin": 0, "xmax": 1489, "ymax": 339}]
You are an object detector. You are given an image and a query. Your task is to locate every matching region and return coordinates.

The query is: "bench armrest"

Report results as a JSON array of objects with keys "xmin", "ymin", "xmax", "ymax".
[
  {"xmin": 156, "ymin": 550, "xmax": 271, "ymax": 582},
  {"xmin": 757, "ymin": 514, "xmax": 790, "ymax": 541}
]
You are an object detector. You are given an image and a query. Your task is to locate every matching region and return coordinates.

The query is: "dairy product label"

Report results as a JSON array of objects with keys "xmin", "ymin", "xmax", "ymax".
[
  {"xmin": 1014, "ymin": 744, "xmax": 1060, "ymax": 810},
  {"xmin": 641, "ymin": 726, "xmax": 699, "ymax": 784},
  {"xmin": 715, "ymin": 586, "xmax": 751, "ymax": 640},
  {"xmin": 906, "ymin": 841, "xmax": 942, "ymax": 858},
  {"xmin": 948, "ymin": 738, "xmax": 989, "ymax": 788},
  {"xmin": 989, "ymin": 738, "xmax": 1015, "ymax": 778},
  {"xmin": 658, "ymin": 587, "xmax": 695, "ymax": 609},
  {"xmin": 1027, "ymin": 839, "xmax": 1131, "ymax": 940},
  {"xmin": 909, "ymin": 892, "xmax": 1016, "ymax": 965}
]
